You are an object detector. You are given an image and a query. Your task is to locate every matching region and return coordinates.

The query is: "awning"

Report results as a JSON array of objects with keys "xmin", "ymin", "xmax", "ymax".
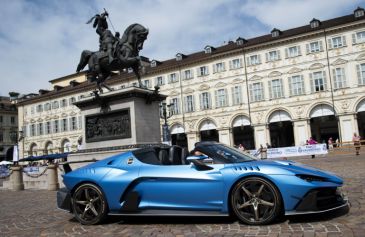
[{"xmin": 19, "ymin": 153, "xmax": 70, "ymax": 162}]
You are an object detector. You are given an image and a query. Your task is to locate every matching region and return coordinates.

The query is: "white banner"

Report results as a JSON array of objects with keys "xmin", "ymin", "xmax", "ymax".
[
  {"xmin": 266, "ymin": 144, "xmax": 328, "ymax": 158},
  {"xmin": 12, "ymin": 145, "xmax": 19, "ymax": 162}
]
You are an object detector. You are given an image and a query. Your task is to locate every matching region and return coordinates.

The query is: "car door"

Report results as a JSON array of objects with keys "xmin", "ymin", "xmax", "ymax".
[{"xmin": 137, "ymin": 163, "xmax": 225, "ymax": 211}]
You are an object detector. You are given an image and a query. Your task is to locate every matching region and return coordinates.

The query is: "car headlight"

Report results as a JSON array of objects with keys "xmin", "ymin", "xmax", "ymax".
[{"xmin": 295, "ymin": 174, "xmax": 328, "ymax": 182}]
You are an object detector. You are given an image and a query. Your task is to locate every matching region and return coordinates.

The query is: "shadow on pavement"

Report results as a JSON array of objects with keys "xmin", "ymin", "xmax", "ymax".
[
  {"xmin": 65, "ymin": 206, "xmax": 350, "ymax": 226},
  {"xmin": 284, "ymin": 206, "xmax": 350, "ymax": 224}
]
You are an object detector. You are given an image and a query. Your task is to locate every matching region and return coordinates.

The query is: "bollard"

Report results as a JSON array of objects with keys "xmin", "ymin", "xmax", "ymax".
[
  {"xmin": 47, "ymin": 164, "xmax": 59, "ymax": 191},
  {"xmin": 261, "ymin": 148, "xmax": 267, "ymax": 159},
  {"xmin": 11, "ymin": 166, "xmax": 24, "ymax": 191}
]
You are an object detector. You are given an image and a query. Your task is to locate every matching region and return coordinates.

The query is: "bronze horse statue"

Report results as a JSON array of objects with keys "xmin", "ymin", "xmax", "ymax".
[{"xmin": 76, "ymin": 23, "xmax": 149, "ymax": 92}]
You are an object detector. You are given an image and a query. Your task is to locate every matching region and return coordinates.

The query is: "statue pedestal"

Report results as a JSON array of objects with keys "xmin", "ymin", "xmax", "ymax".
[{"xmin": 74, "ymin": 87, "xmax": 166, "ymax": 151}]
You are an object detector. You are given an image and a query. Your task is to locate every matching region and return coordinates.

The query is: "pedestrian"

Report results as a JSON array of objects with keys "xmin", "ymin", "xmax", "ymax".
[
  {"xmin": 328, "ymin": 137, "xmax": 334, "ymax": 151},
  {"xmin": 352, "ymin": 133, "xmax": 361, "ymax": 156},
  {"xmin": 308, "ymin": 137, "xmax": 317, "ymax": 158},
  {"xmin": 238, "ymin": 143, "xmax": 245, "ymax": 152}
]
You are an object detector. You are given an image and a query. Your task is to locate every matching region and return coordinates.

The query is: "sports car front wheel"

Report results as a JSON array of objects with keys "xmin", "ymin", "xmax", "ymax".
[
  {"xmin": 71, "ymin": 183, "xmax": 108, "ymax": 225},
  {"xmin": 231, "ymin": 177, "xmax": 282, "ymax": 225}
]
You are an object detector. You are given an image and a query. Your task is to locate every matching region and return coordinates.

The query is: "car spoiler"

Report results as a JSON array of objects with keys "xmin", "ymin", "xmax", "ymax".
[{"xmin": 59, "ymin": 159, "xmax": 99, "ymax": 174}]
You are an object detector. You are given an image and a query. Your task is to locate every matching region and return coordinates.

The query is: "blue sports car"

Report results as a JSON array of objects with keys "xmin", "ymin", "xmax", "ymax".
[{"xmin": 57, "ymin": 142, "xmax": 348, "ymax": 225}]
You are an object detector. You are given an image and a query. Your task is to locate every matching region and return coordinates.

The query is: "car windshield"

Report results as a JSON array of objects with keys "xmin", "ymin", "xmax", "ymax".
[{"xmin": 197, "ymin": 143, "xmax": 256, "ymax": 164}]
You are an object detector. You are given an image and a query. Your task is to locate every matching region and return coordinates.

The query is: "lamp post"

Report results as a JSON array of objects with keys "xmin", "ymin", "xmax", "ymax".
[{"xmin": 160, "ymin": 102, "xmax": 174, "ymax": 145}]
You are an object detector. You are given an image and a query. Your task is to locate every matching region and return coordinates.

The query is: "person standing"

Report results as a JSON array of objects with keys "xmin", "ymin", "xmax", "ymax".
[
  {"xmin": 308, "ymin": 137, "xmax": 317, "ymax": 158},
  {"xmin": 352, "ymin": 133, "xmax": 361, "ymax": 156},
  {"xmin": 328, "ymin": 137, "xmax": 334, "ymax": 151}
]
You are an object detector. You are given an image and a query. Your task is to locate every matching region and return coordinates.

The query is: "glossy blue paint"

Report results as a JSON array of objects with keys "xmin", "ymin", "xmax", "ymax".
[{"xmin": 61, "ymin": 144, "xmax": 345, "ymax": 216}]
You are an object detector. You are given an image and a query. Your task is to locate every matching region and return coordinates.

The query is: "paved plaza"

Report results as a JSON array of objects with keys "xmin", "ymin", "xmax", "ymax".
[{"xmin": 0, "ymin": 153, "xmax": 364, "ymax": 237}]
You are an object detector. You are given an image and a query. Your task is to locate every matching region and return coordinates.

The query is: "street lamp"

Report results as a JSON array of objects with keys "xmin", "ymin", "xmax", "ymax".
[{"xmin": 160, "ymin": 102, "xmax": 174, "ymax": 144}]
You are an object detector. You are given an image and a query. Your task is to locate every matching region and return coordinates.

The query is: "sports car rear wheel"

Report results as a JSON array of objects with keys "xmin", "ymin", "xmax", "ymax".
[
  {"xmin": 231, "ymin": 177, "xmax": 282, "ymax": 225},
  {"xmin": 72, "ymin": 183, "xmax": 108, "ymax": 225}
]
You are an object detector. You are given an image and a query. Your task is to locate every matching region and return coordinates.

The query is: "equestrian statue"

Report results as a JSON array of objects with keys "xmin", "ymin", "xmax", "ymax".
[{"xmin": 76, "ymin": 10, "xmax": 149, "ymax": 92}]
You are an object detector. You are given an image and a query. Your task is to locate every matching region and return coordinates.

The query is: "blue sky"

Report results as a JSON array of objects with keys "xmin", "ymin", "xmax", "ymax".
[{"xmin": 0, "ymin": 0, "xmax": 364, "ymax": 96}]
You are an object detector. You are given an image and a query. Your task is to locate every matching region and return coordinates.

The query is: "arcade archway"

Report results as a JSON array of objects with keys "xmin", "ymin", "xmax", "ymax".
[
  {"xmin": 170, "ymin": 124, "xmax": 188, "ymax": 148},
  {"xmin": 309, "ymin": 104, "xmax": 339, "ymax": 143},
  {"xmin": 44, "ymin": 141, "xmax": 53, "ymax": 155},
  {"xmin": 199, "ymin": 119, "xmax": 219, "ymax": 142},
  {"xmin": 61, "ymin": 139, "xmax": 71, "ymax": 153},
  {"xmin": 268, "ymin": 110, "xmax": 294, "ymax": 147},
  {"xmin": 356, "ymin": 99, "xmax": 365, "ymax": 139},
  {"xmin": 29, "ymin": 143, "xmax": 38, "ymax": 156},
  {"xmin": 231, "ymin": 115, "xmax": 255, "ymax": 149}
]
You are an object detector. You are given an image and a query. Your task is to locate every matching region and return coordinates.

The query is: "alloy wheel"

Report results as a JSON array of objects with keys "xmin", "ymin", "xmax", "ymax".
[
  {"xmin": 72, "ymin": 183, "xmax": 108, "ymax": 225},
  {"xmin": 231, "ymin": 177, "xmax": 281, "ymax": 225}
]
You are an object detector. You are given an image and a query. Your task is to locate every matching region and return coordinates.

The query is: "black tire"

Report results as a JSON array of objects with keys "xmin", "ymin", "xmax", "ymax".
[
  {"xmin": 71, "ymin": 183, "xmax": 108, "ymax": 225},
  {"xmin": 231, "ymin": 177, "xmax": 282, "ymax": 225}
]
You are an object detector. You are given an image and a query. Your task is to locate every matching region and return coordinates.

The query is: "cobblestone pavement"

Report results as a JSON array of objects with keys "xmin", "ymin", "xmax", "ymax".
[{"xmin": 0, "ymin": 153, "xmax": 364, "ymax": 237}]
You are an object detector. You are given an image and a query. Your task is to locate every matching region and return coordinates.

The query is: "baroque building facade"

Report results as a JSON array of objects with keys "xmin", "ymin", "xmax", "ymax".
[
  {"xmin": 16, "ymin": 7, "xmax": 365, "ymax": 158},
  {"xmin": 0, "ymin": 96, "xmax": 18, "ymax": 161}
]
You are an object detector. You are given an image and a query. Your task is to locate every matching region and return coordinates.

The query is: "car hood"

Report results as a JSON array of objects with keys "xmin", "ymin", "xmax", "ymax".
[{"xmin": 230, "ymin": 160, "xmax": 343, "ymax": 184}]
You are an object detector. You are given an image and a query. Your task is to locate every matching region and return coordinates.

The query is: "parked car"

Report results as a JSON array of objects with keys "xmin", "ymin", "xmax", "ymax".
[{"xmin": 57, "ymin": 142, "xmax": 348, "ymax": 225}]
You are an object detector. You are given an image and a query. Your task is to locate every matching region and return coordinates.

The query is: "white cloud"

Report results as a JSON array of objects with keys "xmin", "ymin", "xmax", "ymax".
[
  {"xmin": 0, "ymin": 0, "xmax": 363, "ymax": 96},
  {"xmin": 240, "ymin": 0, "xmax": 364, "ymax": 30}
]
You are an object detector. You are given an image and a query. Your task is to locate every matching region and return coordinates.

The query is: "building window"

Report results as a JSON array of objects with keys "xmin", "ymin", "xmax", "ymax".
[
  {"xmin": 36, "ymin": 104, "xmax": 43, "ymax": 113},
  {"xmin": 199, "ymin": 92, "xmax": 211, "ymax": 110},
  {"xmin": 31, "ymin": 124, "xmax": 35, "ymax": 136},
  {"xmin": 355, "ymin": 8, "xmax": 365, "ymax": 18},
  {"xmin": 289, "ymin": 75, "xmax": 305, "ymax": 96},
  {"xmin": 306, "ymin": 41, "xmax": 323, "ymax": 53},
  {"xmin": 230, "ymin": 58, "xmax": 242, "ymax": 69},
  {"xmin": 37, "ymin": 123, "xmax": 43, "ymax": 136},
  {"xmin": 71, "ymin": 117, "xmax": 77, "ymax": 131},
  {"xmin": 11, "ymin": 116, "xmax": 15, "ymax": 124},
  {"xmin": 249, "ymin": 82, "xmax": 264, "ymax": 102},
  {"xmin": 213, "ymin": 62, "xmax": 225, "ymax": 73},
  {"xmin": 44, "ymin": 103, "xmax": 51, "ymax": 111},
  {"xmin": 215, "ymin": 89, "xmax": 228, "ymax": 108},
  {"xmin": 61, "ymin": 118, "xmax": 68, "ymax": 132},
  {"xmin": 285, "ymin": 46, "xmax": 301, "ymax": 58},
  {"xmin": 333, "ymin": 68, "xmax": 346, "ymax": 89},
  {"xmin": 155, "ymin": 76, "xmax": 164, "ymax": 86},
  {"xmin": 266, "ymin": 50, "xmax": 280, "ymax": 62},
  {"xmin": 143, "ymin": 79, "xmax": 151, "ymax": 88},
  {"xmin": 328, "ymin": 36, "xmax": 346, "ymax": 49},
  {"xmin": 353, "ymin": 31, "xmax": 365, "ymax": 44},
  {"xmin": 69, "ymin": 97, "xmax": 76, "ymax": 105},
  {"xmin": 310, "ymin": 71, "xmax": 327, "ymax": 92},
  {"xmin": 168, "ymin": 73, "xmax": 178, "ymax": 83},
  {"xmin": 268, "ymin": 79, "xmax": 284, "ymax": 99},
  {"xmin": 53, "ymin": 120, "xmax": 59, "ymax": 133},
  {"xmin": 170, "ymin": 98, "xmax": 180, "ymax": 114},
  {"xmin": 356, "ymin": 63, "xmax": 365, "ymax": 85},
  {"xmin": 247, "ymin": 55, "xmax": 261, "ymax": 66},
  {"xmin": 0, "ymin": 131, "xmax": 3, "ymax": 142},
  {"xmin": 61, "ymin": 99, "xmax": 68, "ymax": 107},
  {"xmin": 197, "ymin": 66, "xmax": 209, "ymax": 76},
  {"xmin": 182, "ymin": 69, "xmax": 194, "ymax": 80},
  {"xmin": 184, "ymin": 95, "xmax": 195, "ymax": 113},
  {"xmin": 31, "ymin": 106, "xmax": 35, "ymax": 114},
  {"xmin": 46, "ymin": 121, "xmax": 51, "ymax": 134},
  {"xmin": 232, "ymin": 86, "xmax": 242, "ymax": 105},
  {"xmin": 0, "ymin": 116, "xmax": 2, "ymax": 123},
  {"xmin": 52, "ymin": 101, "xmax": 59, "ymax": 109}
]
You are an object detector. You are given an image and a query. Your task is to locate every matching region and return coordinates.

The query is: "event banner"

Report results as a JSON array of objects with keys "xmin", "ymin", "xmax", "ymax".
[{"xmin": 250, "ymin": 144, "xmax": 328, "ymax": 158}]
